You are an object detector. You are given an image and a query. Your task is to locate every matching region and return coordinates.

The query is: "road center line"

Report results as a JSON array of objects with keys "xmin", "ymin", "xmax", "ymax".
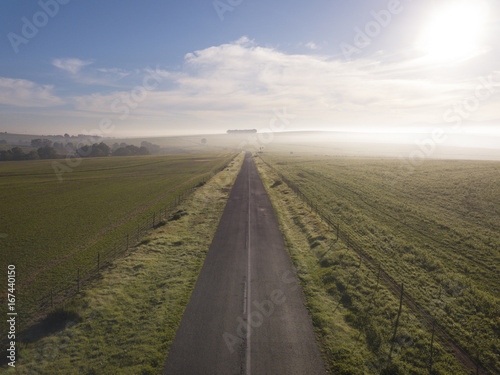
[
  {"xmin": 243, "ymin": 280, "xmax": 247, "ymax": 314},
  {"xmin": 246, "ymin": 157, "xmax": 252, "ymax": 375}
]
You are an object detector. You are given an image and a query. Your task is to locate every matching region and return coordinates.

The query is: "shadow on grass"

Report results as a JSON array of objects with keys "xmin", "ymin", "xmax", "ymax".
[{"xmin": 20, "ymin": 307, "xmax": 82, "ymax": 344}]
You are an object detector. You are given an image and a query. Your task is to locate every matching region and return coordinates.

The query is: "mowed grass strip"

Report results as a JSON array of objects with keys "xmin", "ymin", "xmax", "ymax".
[
  {"xmin": 5, "ymin": 153, "xmax": 245, "ymax": 375},
  {"xmin": 0, "ymin": 154, "xmax": 235, "ymax": 328},
  {"xmin": 258, "ymin": 153, "xmax": 500, "ymax": 374}
]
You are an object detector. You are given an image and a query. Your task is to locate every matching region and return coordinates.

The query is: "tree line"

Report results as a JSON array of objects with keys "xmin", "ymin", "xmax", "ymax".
[{"xmin": 0, "ymin": 139, "xmax": 160, "ymax": 161}]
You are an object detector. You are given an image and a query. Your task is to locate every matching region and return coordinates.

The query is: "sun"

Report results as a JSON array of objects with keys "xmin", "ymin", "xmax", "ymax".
[{"xmin": 416, "ymin": 1, "xmax": 489, "ymax": 62}]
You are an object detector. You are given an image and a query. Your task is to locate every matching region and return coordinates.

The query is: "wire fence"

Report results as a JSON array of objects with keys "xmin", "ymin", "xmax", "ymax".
[
  {"xmin": 10, "ymin": 158, "xmax": 236, "ymax": 338},
  {"xmin": 257, "ymin": 155, "xmax": 488, "ymax": 375}
]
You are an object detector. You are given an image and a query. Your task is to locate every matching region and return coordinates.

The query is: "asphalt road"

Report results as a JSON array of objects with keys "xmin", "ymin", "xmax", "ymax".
[{"xmin": 163, "ymin": 152, "xmax": 326, "ymax": 375}]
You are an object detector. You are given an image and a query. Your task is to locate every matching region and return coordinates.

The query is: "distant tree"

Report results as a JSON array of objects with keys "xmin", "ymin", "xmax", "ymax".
[
  {"xmin": 65, "ymin": 142, "xmax": 75, "ymax": 153},
  {"xmin": 64, "ymin": 133, "xmax": 70, "ymax": 138},
  {"xmin": 112, "ymin": 144, "xmax": 149, "ymax": 157},
  {"xmin": 25, "ymin": 150, "xmax": 40, "ymax": 160},
  {"xmin": 75, "ymin": 142, "xmax": 111, "ymax": 158},
  {"xmin": 96, "ymin": 142, "xmax": 111, "ymax": 156},
  {"xmin": 53, "ymin": 142, "xmax": 65, "ymax": 151},
  {"xmin": 92, "ymin": 148, "xmax": 106, "ymax": 157},
  {"xmin": 11, "ymin": 147, "xmax": 26, "ymax": 161},
  {"xmin": 76, "ymin": 144, "xmax": 92, "ymax": 157},
  {"xmin": 141, "ymin": 141, "xmax": 160, "ymax": 154},
  {"xmin": 112, "ymin": 146, "xmax": 132, "ymax": 156},
  {"xmin": 138, "ymin": 146, "xmax": 150, "ymax": 155},
  {"xmin": 0, "ymin": 150, "xmax": 13, "ymax": 161},
  {"xmin": 126, "ymin": 145, "xmax": 140, "ymax": 155},
  {"xmin": 37, "ymin": 146, "xmax": 59, "ymax": 159}
]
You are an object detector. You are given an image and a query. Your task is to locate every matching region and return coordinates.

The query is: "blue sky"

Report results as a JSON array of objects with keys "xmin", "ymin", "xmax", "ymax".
[{"xmin": 0, "ymin": 0, "xmax": 499, "ymax": 137}]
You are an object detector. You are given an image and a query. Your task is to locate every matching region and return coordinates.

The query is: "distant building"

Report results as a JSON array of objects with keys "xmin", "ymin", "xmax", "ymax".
[{"xmin": 226, "ymin": 129, "xmax": 257, "ymax": 134}]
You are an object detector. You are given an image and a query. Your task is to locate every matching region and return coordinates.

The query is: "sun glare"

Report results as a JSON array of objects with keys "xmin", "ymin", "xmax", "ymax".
[{"xmin": 417, "ymin": 1, "xmax": 489, "ymax": 62}]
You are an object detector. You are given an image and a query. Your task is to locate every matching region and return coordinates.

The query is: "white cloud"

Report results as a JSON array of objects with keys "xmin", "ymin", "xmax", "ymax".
[
  {"xmin": 305, "ymin": 42, "xmax": 319, "ymax": 50},
  {"xmin": 52, "ymin": 58, "xmax": 135, "ymax": 86},
  {"xmin": 31, "ymin": 38, "xmax": 500, "ymax": 132},
  {"xmin": 96, "ymin": 68, "xmax": 131, "ymax": 80},
  {"xmin": 0, "ymin": 78, "xmax": 64, "ymax": 107},
  {"xmin": 53, "ymin": 58, "xmax": 94, "ymax": 74}
]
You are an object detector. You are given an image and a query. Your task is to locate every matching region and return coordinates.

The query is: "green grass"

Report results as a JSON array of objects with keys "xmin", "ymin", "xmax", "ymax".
[
  {"xmin": 2, "ymin": 153, "xmax": 245, "ymax": 375},
  {"xmin": 255, "ymin": 154, "xmax": 499, "ymax": 374},
  {"xmin": 0, "ymin": 153, "xmax": 236, "ymax": 335}
]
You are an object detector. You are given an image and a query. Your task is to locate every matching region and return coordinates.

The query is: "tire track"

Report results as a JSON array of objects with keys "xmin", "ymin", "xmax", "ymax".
[{"xmin": 257, "ymin": 155, "xmax": 490, "ymax": 375}]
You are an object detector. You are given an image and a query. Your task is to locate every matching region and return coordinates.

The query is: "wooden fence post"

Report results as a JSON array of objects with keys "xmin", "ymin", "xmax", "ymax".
[
  {"xmin": 377, "ymin": 264, "xmax": 381, "ymax": 289},
  {"xmin": 429, "ymin": 319, "xmax": 435, "ymax": 374},
  {"xmin": 476, "ymin": 344, "xmax": 480, "ymax": 375},
  {"xmin": 388, "ymin": 283, "xmax": 404, "ymax": 365}
]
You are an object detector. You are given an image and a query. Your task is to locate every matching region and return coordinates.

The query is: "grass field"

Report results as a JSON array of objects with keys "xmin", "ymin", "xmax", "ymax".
[
  {"xmin": 256, "ymin": 153, "xmax": 499, "ymax": 374},
  {"xmin": 1, "ymin": 153, "xmax": 245, "ymax": 374},
  {"xmin": 0, "ymin": 153, "xmax": 236, "ymax": 337}
]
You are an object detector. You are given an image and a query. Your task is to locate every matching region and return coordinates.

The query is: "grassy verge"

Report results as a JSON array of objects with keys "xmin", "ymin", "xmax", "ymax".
[
  {"xmin": 4, "ymin": 153, "xmax": 245, "ymax": 375},
  {"xmin": 254, "ymin": 155, "xmax": 468, "ymax": 375}
]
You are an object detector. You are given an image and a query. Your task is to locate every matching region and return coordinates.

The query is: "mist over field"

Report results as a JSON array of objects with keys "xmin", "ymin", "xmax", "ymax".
[
  {"xmin": 2, "ymin": 0, "xmax": 500, "ymax": 373},
  {"xmin": 248, "ymin": 130, "xmax": 500, "ymax": 160}
]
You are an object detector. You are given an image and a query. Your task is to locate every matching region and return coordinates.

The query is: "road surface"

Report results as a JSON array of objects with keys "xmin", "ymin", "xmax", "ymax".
[{"xmin": 163, "ymin": 152, "xmax": 326, "ymax": 375}]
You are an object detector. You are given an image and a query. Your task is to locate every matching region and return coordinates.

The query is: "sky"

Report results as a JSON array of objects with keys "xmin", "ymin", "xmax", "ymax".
[{"xmin": 0, "ymin": 0, "xmax": 499, "ymax": 137}]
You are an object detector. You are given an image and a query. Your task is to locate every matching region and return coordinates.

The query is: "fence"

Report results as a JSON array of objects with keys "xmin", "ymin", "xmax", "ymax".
[
  {"xmin": 11, "ymin": 157, "xmax": 236, "ymax": 338},
  {"xmin": 256, "ymin": 155, "xmax": 488, "ymax": 375}
]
